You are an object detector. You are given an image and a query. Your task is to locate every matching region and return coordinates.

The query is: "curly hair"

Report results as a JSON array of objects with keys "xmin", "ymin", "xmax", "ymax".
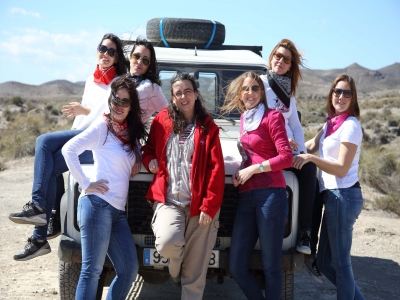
[{"xmin": 168, "ymin": 73, "xmax": 211, "ymax": 135}]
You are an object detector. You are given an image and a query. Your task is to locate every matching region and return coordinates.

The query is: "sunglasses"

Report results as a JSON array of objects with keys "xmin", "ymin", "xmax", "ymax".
[
  {"xmin": 98, "ymin": 45, "xmax": 117, "ymax": 57},
  {"xmin": 110, "ymin": 93, "xmax": 131, "ymax": 107},
  {"xmin": 131, "ymin": 53, "xmax": 150, "ymax": 66},
  {"xmin": 332, "ymin": 88, "xmax": 353, "ymax": 98},
  {"xmin": 241, "ymin": 85, "xmax": 261, "ymax": 93},
  {"xmin": 273, "ymin": 52, "xmax": 291, "ymax": 64}
]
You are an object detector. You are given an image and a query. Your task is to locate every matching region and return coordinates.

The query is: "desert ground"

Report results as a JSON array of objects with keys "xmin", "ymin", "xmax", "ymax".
[{"xmin": 1, "ymin": 157, "xmax": 400, "ymax": 299}]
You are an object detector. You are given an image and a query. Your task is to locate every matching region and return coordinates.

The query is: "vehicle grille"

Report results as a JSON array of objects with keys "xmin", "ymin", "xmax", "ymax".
[{"xmin": 127, "ymin": 181, "xmax": 292, "ymax": 238}]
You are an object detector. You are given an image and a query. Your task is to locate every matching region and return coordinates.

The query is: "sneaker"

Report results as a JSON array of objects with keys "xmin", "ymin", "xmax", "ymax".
[
  {"xmin": 296, "ymin": 230, "xmax": 311, "ymax": 254},
  {"xmin": 170, "ymin": 275, "xmax": 181, "ymax": 288},
  {"xmin": 9, "ymin": 202, "xmax": 46, "ymax": 226},
  {"xmin": 304, "ymin": 257, "xmax": 324, "ymax": 284},
  {"xmin": 47, "ymin": 210, "xmax": 61, "ymax": 240},
  {"xmin": 14, "ymin": 236, "xmax": 51, "ymax": 261}
]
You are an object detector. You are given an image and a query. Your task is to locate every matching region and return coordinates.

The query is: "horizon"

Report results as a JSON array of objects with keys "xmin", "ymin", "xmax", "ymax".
[{"xmin": 1, "ymin": 0, "xmax": 399, "ymax": 85}]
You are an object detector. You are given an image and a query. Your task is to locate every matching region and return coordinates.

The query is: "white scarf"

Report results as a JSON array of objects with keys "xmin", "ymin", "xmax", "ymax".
[{"xmin": 242, "ymin": 103, "xmax": 265, "ymax": 133}]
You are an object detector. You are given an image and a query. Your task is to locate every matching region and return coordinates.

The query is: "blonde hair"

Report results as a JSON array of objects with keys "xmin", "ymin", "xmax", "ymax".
[{"xmin": 220, "ymin": 72, "xmax": 266, "ymax": 115}]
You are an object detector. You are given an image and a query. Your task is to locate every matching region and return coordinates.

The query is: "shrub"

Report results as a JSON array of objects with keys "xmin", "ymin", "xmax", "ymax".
[
  {"xmin": 374, "ymin": 192, "xmax": 400, "ymax": 216},
  {"xmin": 10, "ymin": 96, "xmax": 24, "ymax": 107}
]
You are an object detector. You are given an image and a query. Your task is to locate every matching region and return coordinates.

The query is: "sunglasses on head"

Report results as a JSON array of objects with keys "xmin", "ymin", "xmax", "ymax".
[
  {"xmin": 241, "ymin": 85, "xmax": 261, "ymax": 93},
  {"xmin": 98, "ymin": 45, "xmax": 117, "ymax": 57},
  {"xmin": 131, "ymin": 53, "xmax": 150, "ymax": 66},
  {"xmin": 332, "ymin": 88, "xmax": 353, "ymax": 98},
  {"xmin": 273, "ymin": 52, "xmax": 291, "ymax": 64},
  {"xmin": 110, "ymin": 93, "xmax": 131, "ymax": 107}
]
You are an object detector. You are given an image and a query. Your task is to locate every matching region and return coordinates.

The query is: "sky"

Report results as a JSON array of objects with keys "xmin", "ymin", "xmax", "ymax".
[{"xmin": 1, "ymin": 0, "xmax": 399, "ymax": 85}]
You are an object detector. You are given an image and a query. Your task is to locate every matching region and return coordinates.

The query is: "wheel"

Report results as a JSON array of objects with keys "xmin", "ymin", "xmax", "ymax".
[
  {"xmin": 281, "ymin": 270, "xmax": 294, "ymax": 300},
  {"xmin": 59, "ymin": 261, "xmax": 81, "ymax": 299},
  {"xmin": 146, "ymin": 18, "xmax": 225, "ymax": 45}
]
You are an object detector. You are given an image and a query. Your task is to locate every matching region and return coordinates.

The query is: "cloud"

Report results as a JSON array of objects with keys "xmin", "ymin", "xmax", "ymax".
[{"xmin": 8, "ymin": 7, "xmax": 41, "ymax": 18}]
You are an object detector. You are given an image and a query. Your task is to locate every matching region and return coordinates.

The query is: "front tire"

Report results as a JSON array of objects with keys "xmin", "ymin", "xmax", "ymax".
[
  {"xmin": 59, "ymin": 261, "xmax": 81, "ymax": 299},
  {"xmin": 281, "ymin": 270, "xmax": 294, "ymax": 299}
]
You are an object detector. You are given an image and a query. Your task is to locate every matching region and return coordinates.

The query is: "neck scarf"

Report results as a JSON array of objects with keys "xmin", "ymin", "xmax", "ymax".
[
  {"xmin": 93, "ymin": 65, "xmax": 116, "ymax": 85},
  {"xmin": 103, "ymin": 113, "xmax": 130, "ymax": 145},
  {"xmin": 266, "ymin": 69, "xmax": 291, "ymax": 109},
  {"xmin": 242, "ymin": 103, "xmax": 265, "ymax": 133},
  {"xmin": 325, "ymin": 112, "xmax": 350, "ymax": 138},
  {"xmin": 127, "ymin": 73, "xmax": 145, "ymax": 83}
]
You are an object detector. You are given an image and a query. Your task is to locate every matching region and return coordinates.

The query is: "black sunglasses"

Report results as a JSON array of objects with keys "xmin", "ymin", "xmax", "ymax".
[
  {"xmin": 110, "ymin": 92, "xmax": 131, "ymax": 107},
  {"xmin": 241, "ymin": 85, "xmax": 261, "ymax": 93},
  {"xmin": 332, "ymin": 88, "xmax": 353, "ymax": 98},
  {"xmin": 130, "ymin": 53, "xmax": 150, "ymax": 66},
  {"xmin": 98, "ymin": 45, "xmax": 117, "ymax": 57}
]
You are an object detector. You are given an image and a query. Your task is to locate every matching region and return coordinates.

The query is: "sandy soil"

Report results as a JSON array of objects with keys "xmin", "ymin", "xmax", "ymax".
[{"xmin": 0, "ymin": 157, "xmax": 399, "ymax": 299}]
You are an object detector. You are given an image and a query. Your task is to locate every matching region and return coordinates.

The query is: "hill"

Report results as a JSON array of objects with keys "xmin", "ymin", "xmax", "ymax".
[{"xmin": 0, "ymin": 63, "xmax": 399, "ymax": 101}]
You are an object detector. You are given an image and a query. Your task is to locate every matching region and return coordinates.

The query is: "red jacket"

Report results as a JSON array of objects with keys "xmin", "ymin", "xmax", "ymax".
[{"xmin": 142, "ymin": 108, "xmax": 225, "ymax": 219}]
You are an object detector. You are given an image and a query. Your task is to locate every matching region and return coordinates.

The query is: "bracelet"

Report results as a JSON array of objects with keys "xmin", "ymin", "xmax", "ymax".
[{"xmin": 259, "ymin": 163, "xmax": 264, "ymax": 173}]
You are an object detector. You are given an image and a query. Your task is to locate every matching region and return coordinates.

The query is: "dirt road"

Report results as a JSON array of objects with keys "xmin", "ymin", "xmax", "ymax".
[{"xmin": 1, "ymin": 157, "xmax": 399, "ymax": 299}]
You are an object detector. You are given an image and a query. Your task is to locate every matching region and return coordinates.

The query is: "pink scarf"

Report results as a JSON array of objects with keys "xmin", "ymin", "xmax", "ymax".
[
  {"xmin": 93, "ymin": 65, "xmax": 116, "ymax": 85},
  {"xmin": 103, "ymin": 113, "xmax": 130, "ymax": 145},
  {"xmin": 325, "ymin": 112, "xmax": 350, "ymax": 138}
]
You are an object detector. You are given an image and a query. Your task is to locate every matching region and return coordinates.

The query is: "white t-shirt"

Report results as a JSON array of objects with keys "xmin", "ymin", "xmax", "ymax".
[
  {"xmin": 261, "ymin": 76, "xmax": 306, "ymax": 153},
  {"xmin": 72, "ymin": 75, "xmax": 113, "ymax": 130},
  {"xmin": 318, "ymin": 116, "xmax": 362, "ymax": 191},
  {"xmin": 137, "ymin": 79, "xmax": 168, "ymax": 126},
  {"xmin": 62, "ymin": 119, "xmax": 135, "ymax": 211}
]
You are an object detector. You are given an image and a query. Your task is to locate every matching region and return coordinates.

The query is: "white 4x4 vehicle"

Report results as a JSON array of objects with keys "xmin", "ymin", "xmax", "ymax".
[{"xmin": 58, "ymin": 18, "xmax": 303, "ymax": 300}]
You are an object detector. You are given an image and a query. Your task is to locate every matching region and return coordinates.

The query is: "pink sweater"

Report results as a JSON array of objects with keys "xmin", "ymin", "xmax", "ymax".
[{"xmin": 239, "ymin": 109, "xmax": 293, "ymax": 193}]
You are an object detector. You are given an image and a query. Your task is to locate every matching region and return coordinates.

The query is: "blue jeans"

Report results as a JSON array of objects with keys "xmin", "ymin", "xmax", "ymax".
[
  {"xmin": 31, "ymin": 130, "xmax": 93, "ymax": 240},
  {"xmin": 229, "ymin": 188, "xmax": 288, "ymax": 300},
  {"xmin": 76, "ymin": 195, "xmax": 138, "ymax": 300},
  {"xmin": 317, "ymin": 188, "xmax": 365, "ymax": 300}
]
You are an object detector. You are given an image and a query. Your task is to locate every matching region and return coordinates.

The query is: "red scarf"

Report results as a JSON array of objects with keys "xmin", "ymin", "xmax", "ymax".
[
  {"xmin": 93, "ymin": 65, "xmax": 116, "ymax": 85},
  {"xmin": 325, "ymin": 112, "xmax": 350, "ymax": 138},
  {"xmin": 103, "ymin": 113, "xmax": 130, "ymax": 145}
]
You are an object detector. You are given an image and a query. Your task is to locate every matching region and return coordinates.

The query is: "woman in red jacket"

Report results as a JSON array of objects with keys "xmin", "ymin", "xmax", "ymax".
[{"xmin": 141, "ymin": 73, "xmax": 224, "ymax": 300}]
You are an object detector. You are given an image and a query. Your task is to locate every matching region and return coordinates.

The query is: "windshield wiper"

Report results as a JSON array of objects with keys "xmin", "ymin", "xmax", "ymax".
[{"xmin": 210, "ymin": 112, "xmax": 236, "ymax": 126}]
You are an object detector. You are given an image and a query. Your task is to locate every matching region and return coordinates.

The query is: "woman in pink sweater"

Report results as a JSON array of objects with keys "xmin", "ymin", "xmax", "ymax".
[{"xmin": 221, "ymin": 71, "xmax": 293, "ymax": 299}]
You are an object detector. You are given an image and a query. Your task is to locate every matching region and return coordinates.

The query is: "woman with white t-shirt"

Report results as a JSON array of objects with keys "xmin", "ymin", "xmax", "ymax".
[
  {"xmin": 293, "ymin": 74, "xmax": 365, "ymax": 300},
  {"xmin": 62, "ymin": 76, "xmax": 147, "ymax": 300}
]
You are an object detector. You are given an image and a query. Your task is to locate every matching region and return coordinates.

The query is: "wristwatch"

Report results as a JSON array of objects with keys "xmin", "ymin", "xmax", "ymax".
[{"xmin": 259, "ymin": 163, "xmax": 264, "ymax": 173}]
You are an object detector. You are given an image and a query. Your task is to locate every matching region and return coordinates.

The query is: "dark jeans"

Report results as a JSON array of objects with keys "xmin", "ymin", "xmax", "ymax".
[
  {"xmin": 31, "ymin": 130, "xmax": 93, "ymax": 240},
  {"xmin": 317, "ymin": 188, "xmax": 365, "ymax": 300},
  {"xmin": 229, "ymin": 188, "xmax": 288, "ymax": 300},
  {"xmin": 285, "ymin": 162, "xmax": 316, "ymax": 232}
]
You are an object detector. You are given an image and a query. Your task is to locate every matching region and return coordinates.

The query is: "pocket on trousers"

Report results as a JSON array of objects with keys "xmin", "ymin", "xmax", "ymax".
[
  {"xmin": 89, "ymin": 195, "xmax": 110, "ymax": 209},
  {"xmin": 344, "ymin": 189, "xmax": 363, "ymax": 223}
]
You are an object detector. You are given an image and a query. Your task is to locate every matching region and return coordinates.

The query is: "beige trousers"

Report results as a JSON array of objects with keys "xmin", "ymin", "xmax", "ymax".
[{"xmin": 151, "ymin": 202, "xmax": 220, "ymax": 300}]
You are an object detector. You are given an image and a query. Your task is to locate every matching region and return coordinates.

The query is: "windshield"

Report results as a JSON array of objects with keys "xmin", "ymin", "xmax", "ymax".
[{"xmin": 159, "ymin": 66, "xmax": 266, "ymax": 120}]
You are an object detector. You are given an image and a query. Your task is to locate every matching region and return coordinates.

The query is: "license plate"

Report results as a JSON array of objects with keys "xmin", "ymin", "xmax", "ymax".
[{"xmin": 143, "ymin": 248, "xmax": 219, "ymax": 268}]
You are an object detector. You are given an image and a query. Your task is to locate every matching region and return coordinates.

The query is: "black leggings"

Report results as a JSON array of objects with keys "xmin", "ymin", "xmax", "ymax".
[{"xmin": 285, "ymin": 162, "xmax": 317, "ymax": 233}]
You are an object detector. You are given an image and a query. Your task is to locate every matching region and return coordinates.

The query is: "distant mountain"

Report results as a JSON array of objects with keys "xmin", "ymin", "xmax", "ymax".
[
  {"xmin": 0, "ymin": 80, "xmax": 85, "ymax": 100},
  {"xmin": 298, "ymin": 63, "xmax": 400, "ymax": 98},
  {"xmin": 1, "ymin": 63, "xmax": 399, "ymax": 101}
]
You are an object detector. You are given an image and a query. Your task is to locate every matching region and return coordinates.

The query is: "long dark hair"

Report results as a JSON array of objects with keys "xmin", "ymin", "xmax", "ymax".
[
  {"xmin": 129, "ymin": 37, "xmax": 161, "ymax": 86},
  {"xmin": 106, "ymin": 76, "xmax": 148, "ymax": 155},
  {"xmin": 168, "ymin": 73, "xmax": 211, "ymax": 135},
  {"xmin": 99, "ymin": 33, "xmax": 127, "ymax": 76}
]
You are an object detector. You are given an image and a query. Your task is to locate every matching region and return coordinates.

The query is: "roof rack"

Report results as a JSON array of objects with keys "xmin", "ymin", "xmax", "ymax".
[{"xmin": 123, "ymin": 40, "xmax": 263, "ymax": 57}]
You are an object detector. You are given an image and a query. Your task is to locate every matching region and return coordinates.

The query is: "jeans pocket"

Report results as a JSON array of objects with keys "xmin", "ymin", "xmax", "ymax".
[
  {"xmin": 344, "ymin": 189, "xmax": 363, "ymax": 223},
  {"xmin": 89, "ymin": 195, "xmax": 110, "ymax": 209}
]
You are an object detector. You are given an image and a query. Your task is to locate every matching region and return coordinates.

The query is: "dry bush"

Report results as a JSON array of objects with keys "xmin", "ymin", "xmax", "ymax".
[{"xmin": 374, "ymin": 192, "xmax": 400, "ymax": 216}]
